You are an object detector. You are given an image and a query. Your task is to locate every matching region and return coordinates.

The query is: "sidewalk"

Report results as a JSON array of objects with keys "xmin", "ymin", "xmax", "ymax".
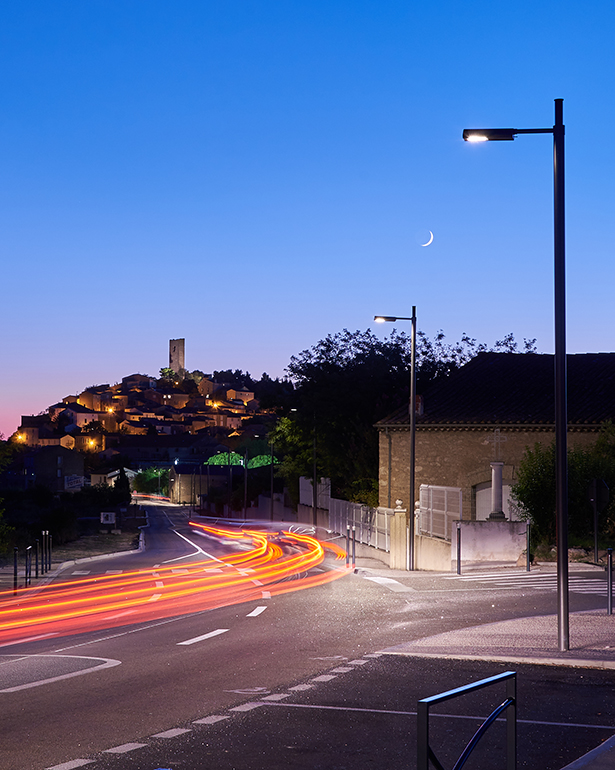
[{"xmin": 353, "ymin": 554, "xmax": 615, "ymax": 770}]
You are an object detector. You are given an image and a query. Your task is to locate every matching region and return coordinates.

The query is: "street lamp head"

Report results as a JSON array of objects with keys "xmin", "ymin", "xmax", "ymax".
[
  {"xmin": 463, "ymin": 128, "xmax": 517, "ymax": 142},
  {"xmin": 374, "ymin": 315, "xmax": 397, "ymax": 323}
]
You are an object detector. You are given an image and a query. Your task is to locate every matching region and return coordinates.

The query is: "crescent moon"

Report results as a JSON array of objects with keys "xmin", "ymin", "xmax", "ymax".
[{"xmin": 421, "ymin": 231, "xmax": 434, "ymax": 247}]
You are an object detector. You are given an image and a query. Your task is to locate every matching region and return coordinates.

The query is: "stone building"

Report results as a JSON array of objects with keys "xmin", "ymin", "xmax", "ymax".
[
  {"xmin": 169, "ymin": 338, "xmax": 185, "ymax": 374},
  {"xmin": 377, "ymin": 352, "xmax": 615, "ymax": 520}
]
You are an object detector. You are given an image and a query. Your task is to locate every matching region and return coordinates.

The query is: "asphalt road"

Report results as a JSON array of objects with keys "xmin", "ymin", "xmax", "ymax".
[{"xmin": 0, "ymin": 505, "xmax": 612, "ymax": 770}]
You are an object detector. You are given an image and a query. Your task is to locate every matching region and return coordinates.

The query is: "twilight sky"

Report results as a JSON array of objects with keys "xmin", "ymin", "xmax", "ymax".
[{"xmin": 2, "ymin": 1, "xmax": 614, "ymax": 437}]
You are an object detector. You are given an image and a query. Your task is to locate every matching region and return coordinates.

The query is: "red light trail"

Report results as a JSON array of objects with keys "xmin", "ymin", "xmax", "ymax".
[{"xmin": 0, "ymin": 523, "xmax": 348, "ymax": 645}]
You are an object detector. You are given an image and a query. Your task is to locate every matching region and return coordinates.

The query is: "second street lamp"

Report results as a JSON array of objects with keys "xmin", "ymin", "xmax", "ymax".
[
  {"xmin": 463, "ymin": 99, "xmax": 569, "ymax": 651},
  {"xmin": 375, "ymin": 307, "xmax": 417, "ymax": 570}
]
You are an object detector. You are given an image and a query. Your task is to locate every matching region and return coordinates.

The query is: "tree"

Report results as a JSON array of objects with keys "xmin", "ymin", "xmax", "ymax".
[
  {"xmin": 114, "ymin": 467, "xmax": 132, "ymax": 504},
  {"xmin": 159, "ymin": 367, "xmax": 176, "ymax": 382},
  {"xmin": 277, "ymin": 328, "xmax": 539, "ymax": 506},
  {"xmin": 511, "ymin": 423, "xmax": 615, "ymax": 543},
  {"xmin": 82, "ymin": 420, "xmax": 107, "ymax": 435}
]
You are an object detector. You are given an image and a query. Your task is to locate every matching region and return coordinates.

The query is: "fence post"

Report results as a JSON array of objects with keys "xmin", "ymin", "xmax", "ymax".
[
  {"xmin": 49, "ymin": 533, "xmax": 53, "ymax": 571},
  {"xmin": 608, "ymin": 548, "xmax": 613, "ymax": 616},
  {"xmin": 526, "ymin": 522, "xmax": 531, "ymax": 572},
  {"xmin": 35, "ymin": 538, "xmax": 40, "ymax": 579},
  {"xmin": 506, "ymin": 669, "xmax": 517, "ymax": 770},
  {"xmin": 352, "ymin": 526, "xmax": 356, "ymax": 569},
  {"xmin": 14, "ymin": 546, "xmax": 18, "ymax": 594},
  {"xmin": 456, "ymin": 521, "xmax": 462, "ymax": 575},
  {"xmin": 417, "ymin": 700, "xmax": 428, "ymax": 770}
]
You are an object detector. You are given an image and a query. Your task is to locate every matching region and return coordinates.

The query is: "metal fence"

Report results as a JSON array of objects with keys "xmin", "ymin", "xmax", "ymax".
[
  {"xmin": 329, "ymin": 499, "xmax": 397, "ymax": 552},
  {"xmin": 418, "ymin": 485, "xmax": 462, "ymax": 542}
]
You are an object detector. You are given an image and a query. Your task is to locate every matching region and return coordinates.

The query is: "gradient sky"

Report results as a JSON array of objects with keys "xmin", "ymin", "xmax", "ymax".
[{"xmin": 2, "ymin": 1, "xmax": 614, "ymax": 437}]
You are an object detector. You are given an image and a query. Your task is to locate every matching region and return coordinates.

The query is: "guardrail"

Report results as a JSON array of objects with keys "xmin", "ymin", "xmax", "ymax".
[{"xmin": 417, "ymin": 671, "xmax": 517, "ymax": 770}]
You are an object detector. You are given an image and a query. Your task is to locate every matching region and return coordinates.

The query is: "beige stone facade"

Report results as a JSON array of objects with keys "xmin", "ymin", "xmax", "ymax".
[{"xmin": 378, "ymin": 424, "xmax": 600, "ymax": 519}]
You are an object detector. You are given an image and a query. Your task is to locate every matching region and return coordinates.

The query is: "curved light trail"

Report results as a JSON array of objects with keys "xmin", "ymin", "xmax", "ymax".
[{"xmin": 0, "ymin": 523, "xmax": 348, "ymax": 645}]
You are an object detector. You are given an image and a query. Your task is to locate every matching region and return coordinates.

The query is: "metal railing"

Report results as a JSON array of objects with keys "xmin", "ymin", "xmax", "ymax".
[
  {"xmin": 419, "ymin": 485, "xmax": 462, "ymax": 542},
  {"xmin": 329, "ymin": 499, "xmax": 396, "ymax": 552},
  {"xmin": 418, "ymin": 671, "xmax": 517, "ymax": 770}
]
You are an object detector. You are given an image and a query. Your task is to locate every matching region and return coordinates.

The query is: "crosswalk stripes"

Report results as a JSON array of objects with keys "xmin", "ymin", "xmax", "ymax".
[{"xmin": 443, "ymin": 570, "xmax": 610, "ymax": 596}]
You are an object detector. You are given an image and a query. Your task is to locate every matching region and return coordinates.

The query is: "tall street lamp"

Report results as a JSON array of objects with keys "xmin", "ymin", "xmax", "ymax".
[
  {"xmin": 375, "ymin": 307, "xmax": 417, "ymax": 570},
  {"xmin": 463, "ymin": 99, "xmax": 569, "ymax": 651}
]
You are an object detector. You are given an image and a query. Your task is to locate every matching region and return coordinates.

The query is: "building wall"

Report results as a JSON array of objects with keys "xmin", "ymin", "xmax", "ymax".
[{"xmin": 378, "ymin": 426, "xmax": 599, "ymax": 519}]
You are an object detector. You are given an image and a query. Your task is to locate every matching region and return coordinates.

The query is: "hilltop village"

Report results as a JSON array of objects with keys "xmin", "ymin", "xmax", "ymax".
[{"xmin": 8, "ymin": 339, "xmax": 286, "ymax": 496}]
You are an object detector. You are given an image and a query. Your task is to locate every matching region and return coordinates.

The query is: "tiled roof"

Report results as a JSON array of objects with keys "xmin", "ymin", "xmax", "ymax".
[{"xmin": 378, "ymin": 352, "xmax": 615, "ymax": 428}]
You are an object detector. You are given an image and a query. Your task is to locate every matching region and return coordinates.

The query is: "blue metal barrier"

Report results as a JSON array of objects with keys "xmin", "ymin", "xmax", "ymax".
[{"xmin": 417, "ymin": 671, "xmax": 516, "ymax": 770}]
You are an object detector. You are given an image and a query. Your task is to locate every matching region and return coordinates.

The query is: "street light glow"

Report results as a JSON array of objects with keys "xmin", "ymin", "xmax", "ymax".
[{"xmin": 374, "ymin": 315, "xmax": 396, "ymax": 323}]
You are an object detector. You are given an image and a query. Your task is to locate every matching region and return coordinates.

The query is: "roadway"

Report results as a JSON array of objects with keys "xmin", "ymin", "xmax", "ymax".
[{"xmin": 0, "ymin": 504, "xmax": 612, "ymax": 770}]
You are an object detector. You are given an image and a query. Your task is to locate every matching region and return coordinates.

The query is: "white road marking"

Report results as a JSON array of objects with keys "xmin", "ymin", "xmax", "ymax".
[
  {"xmin": 246, "ymin": 606, "xmax": 268, "ymax": 617},
  {"xmin": 0, "ymin": 654, "xmax": 121, "ymax": 693},
  {"xmin": 164, "ymin": 529, "xmax": 225, "ymax": 563},
  {"xmin": 0, "ymin": 633, "xmax": 58, "ymax": 649},
  {"xmin": 155, "ymin": 581, "xmax": 164, "ymax": 588},
  {"xmin": 204, "ymin": 568, "xmax": 223, "ymax": 573},
  {"xmin": 330, "ymin": 666, "xmax": 354, "ymax": 673},
  {"xmin": 148, "ymin": 593, "xmax": 162, "ymax": 602},
  {"xmin": 261, "ymin": 693, "xmax": 290, "ymax": 701},
  {"xmin": 261, "ymin": 591, "xmax": 271, "ymax": 599},
  {"xmin": 152, "ymin": 728, "xmax": 192, "ymax": 738},
  {"xmin": 230, "ymin": 702, "xmax": 265, "ymax": 712},
  {"xmin": 171, "ymin": 568, "xmax": 190, "ymax": 574},
  {"xmin": 71, "ymin": 571, "xmax": 90, "ymax": 576},
  {"xmin": 289, "ymin": 684, "xmax": 313, "ymax": 691},
  {"xmin": 102, "ymin": 610, "xmax": 136, "ymax": 621},
  {"xmin": 349, "ymin": 659, "xmax": 369, "ymax": 665},
  {"xmin": 177, "ymin": 628, "xmax": 229, "ymax": 646},
  {"xmin": 251, "ymin": 579, "xmax": 264, "ymax": 585},
  {"xmin": 224, "ymin": 687, "xmax": 269, "ymax": 694},
  {"xmin": 364, "ymin": 576, "xmax": 414, "ymax": 592},
  {"xmin": 444, "ymin": 572, "xmax": 609, "ymax": 595},
  {"xmin": 193, "ymin": 714, "xmax": 230, "ymax": 725},
  {"xmin": 105, "ymin": 570, "xmax": 122, "ymax": 574},
  {"xmin": 310, "ymin": 675, "xmax": 337, "ymax": 682},
  {"xmin": 104, "ymin": 742, "xmax": 148, "ymax": 753},
  {"xmin": 262, "ymin": 702, "xmax": 615, "ymax": 730},
  {"xmin": 46, "ymin": 760, "xmax": 95, "ymax": 769}
]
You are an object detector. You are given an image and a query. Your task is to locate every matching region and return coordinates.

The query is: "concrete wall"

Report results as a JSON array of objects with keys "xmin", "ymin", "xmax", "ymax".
[
  {"xmin": 414, "ymin": 534, "xmax": 451, "ymax": 572},
  {"xmin": 452, "ymin": 520, "xmax": 527, "ymax": 569}
]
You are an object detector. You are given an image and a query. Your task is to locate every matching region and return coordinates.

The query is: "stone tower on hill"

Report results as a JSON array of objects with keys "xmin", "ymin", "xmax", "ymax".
[{"xmin": 169, "ymin": 338, "xmax": 185, "ymax": 374}]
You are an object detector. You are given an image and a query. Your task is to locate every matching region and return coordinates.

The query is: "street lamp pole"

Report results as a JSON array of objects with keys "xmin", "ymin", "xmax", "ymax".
[
  {"xmin": 375, "ymin": 307, "xmax": 417, "ymax": 570},
  {"xmin": 463, "ymin": 99, "xmax": 569, "ymax": 651}
]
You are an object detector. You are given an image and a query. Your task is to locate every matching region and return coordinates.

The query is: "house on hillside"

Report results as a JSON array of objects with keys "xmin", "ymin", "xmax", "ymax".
[{"xmin": 377, "ymin": 352, "xmax": 615, "ymax": 520}]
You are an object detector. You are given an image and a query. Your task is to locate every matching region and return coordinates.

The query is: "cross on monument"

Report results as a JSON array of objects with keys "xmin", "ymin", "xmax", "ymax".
[{"xmin": 486, "ymin": 428, "xmax": 507, "ymax": 460}]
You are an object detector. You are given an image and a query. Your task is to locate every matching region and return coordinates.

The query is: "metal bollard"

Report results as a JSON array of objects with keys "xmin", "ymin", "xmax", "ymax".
[
  {"xmin": 49, "ymin": 533, "xmax": 52, "ymax": 571},
  {"xmin": 352, "ymin": 526, "xmax": 356, "ymax": 570},
  {"xmin": 25, "ymin": 545, "xmax": 32, "ymax": 586},
  {"xmin": 526, "ymin": 522, "xmax": 531, "ymax": 572},
  {"xmin": 608, "ymin": 548, "xmax": 613, "ymax": 616},
  {"xmin": 346, "ymin": 525, "xmax": 350, "ymax": 568},
  {"xmin": 14, "ymin": 547, "xmax": 18, "ymax": 594},
  {"xmin": 41, "ymin": 531, "xmax": 47, "ymax": 574},
  {"xmin": 456, "ymin": 521, "xmax": 462, "ymax": 575},
  {"xmin": 35, "ymin": 539, "xmax": 39, "ymax": 579}
]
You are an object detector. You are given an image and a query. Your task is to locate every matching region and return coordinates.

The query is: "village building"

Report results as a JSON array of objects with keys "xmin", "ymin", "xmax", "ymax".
[{"xmin": 377, "ymin": 352, "xmax": 615, "ymax": 520}]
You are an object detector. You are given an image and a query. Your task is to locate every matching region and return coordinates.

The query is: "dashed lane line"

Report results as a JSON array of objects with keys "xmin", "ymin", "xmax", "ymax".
[
  {"xmin": 246, "ymin": 606, "xmax": 267, "ymax": 617},
  {"xmin": 177, "ymin": 628, "xmax": 229, "ymax": 646},
  {"xmin": 151, "ymin": 728, "xmax": 192, "ymax": 738},
  {"xmin": 46, "ymin": 760, "xmax": 95, "ymax": 770},
  {"xmin": 193, "ymin": 715, "xmax": 229, "ymax": 725},
  {"xmin": 103, "ymin": 742, "xmax": 147, "ymax": 754}
]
